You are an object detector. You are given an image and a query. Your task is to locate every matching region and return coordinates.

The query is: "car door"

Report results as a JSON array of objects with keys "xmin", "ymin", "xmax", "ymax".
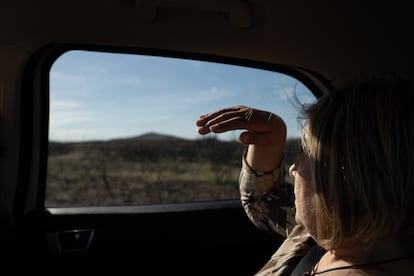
[{"xmin": 13, "ymin": 44, "xmax": 320, "ymax": 274}]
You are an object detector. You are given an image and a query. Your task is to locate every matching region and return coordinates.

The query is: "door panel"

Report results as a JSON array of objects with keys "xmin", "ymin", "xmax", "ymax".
[{"xmin": 21, "ymin": 202, "xmax": 281, "ymax": 274}]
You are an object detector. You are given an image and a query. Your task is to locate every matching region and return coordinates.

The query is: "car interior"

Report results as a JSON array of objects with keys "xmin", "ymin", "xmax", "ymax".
[{"xmin": 1, "ymin": 0, "xmax": 413, "ymax": 273}]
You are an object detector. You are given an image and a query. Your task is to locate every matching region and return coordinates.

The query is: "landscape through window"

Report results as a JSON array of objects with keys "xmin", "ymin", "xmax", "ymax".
[{"xmin": 46, "ymin": 50, "xmax": 316, "ymax": 207}]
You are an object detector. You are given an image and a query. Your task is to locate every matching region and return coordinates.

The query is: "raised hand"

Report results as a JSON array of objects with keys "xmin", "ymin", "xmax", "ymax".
[{"xmin": 196, "ymin": 105, "xmax": 286, "ymax": 172}]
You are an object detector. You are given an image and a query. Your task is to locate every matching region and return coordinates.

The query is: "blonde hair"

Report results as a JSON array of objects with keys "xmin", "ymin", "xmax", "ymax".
[{"xmin": 301, "ymin": 75, "xmax": 414, "ymax": 249}]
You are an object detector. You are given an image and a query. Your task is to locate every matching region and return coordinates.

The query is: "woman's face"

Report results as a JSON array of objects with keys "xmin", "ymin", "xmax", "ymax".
[{"xmin": 289, "ymin": 150, "xmax": 316, "ymax": 233}]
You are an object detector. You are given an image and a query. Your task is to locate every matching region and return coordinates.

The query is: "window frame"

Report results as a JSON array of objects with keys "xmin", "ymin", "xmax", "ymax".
[{"xmin": 18, "ymin": 44, "xmax": 327, "ymax": 218}]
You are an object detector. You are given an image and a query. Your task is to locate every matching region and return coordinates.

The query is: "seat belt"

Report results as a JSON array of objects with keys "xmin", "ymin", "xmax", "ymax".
[{"xmin": 290, "ymin": 244, "xmax": 326, "ymax": 276}]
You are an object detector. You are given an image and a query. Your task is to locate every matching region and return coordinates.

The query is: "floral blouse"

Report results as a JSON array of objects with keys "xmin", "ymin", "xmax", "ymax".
[{"xmin": 239, "ymin": 155, "xmax": 315, "ymax": 276}]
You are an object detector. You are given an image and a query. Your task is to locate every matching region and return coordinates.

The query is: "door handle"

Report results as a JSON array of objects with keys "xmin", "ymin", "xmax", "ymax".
[{"xmin": 45, "ymin": 229, "xmax": 95, "ymax": 254}]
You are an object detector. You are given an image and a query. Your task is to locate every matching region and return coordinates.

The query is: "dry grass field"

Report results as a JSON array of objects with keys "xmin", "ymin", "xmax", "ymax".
[{"xmin": 46, "ymin": 134, "xmax": 300, "ymax": 207}]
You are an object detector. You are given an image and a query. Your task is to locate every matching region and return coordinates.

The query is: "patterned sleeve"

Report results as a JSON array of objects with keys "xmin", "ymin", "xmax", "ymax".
[{"xmin": 239, "ymin": 151, "xmax": 296, "ymax": 238}]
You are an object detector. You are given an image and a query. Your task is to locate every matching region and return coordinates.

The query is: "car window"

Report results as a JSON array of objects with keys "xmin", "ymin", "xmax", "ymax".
[{"xmin": 46, "ymin": 50, "xmax": 316, "ymax": 207}]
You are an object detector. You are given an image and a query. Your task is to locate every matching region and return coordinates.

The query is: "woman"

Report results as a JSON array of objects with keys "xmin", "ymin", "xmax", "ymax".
[{"xmin": 195, "ymin": 75, "xmax": 414, "ymax": 275}]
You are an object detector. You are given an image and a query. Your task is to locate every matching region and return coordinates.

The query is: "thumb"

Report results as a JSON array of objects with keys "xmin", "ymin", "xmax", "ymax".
[
  {"xmin": 239, "ymin": 131, "xmax": 282, "ymax": 145},
  {"xmin": 238, "ymin": 131, "xmax": 252, "ymax": 144},
  {"xmin": 239, "ymin": 131, "xmax": 263, "ymax": 144}
]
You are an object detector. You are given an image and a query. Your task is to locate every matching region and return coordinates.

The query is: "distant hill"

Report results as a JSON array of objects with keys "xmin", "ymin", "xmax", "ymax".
[
  {"xmin": 49, "ymin": 132, "xmax": 247, "ymax": 164},
  {"xmin": 108, "ymin": 132, "xmax": 186, "ymax": 143},
  {"xmin": 48, "ymin": 133, "xmax": 300, "ymax": 166}
]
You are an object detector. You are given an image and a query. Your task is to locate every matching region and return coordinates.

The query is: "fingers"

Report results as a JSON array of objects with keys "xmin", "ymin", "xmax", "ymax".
[
  {"xmin": 196, "ymin": 105, "xmax": 286, "ymax": 145},
  {"xmin": 196, "ymin": 106, "xmax": 245, "ymax": 125},
  {"xmin": 196, "ymin": 114, "xmax": 247, "ymax": 134},
  {"xmin": 196, "ymin": 106, "xmax": 248, "ymax": 134},
  {"xmin": 207, "ymin": 116, "xmax": 247, "ymax": 133}
]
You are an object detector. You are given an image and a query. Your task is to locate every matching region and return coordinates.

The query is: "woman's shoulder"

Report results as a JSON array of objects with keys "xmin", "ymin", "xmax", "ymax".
[
  {"xmin": 319, "ymin": 266, "xmax": 413, "ymax": 276},
  {"xmin": 314, "ymin": 254, "xmax": 414, "ymax": 276}
]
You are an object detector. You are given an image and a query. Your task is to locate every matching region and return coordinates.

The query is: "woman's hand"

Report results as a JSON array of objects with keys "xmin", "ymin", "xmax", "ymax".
[{"xmin": 196, "ymin": 105, "xmax": 286, "ymax": 172}]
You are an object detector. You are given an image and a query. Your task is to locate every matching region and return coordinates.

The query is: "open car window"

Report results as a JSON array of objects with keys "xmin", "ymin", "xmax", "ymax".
[{"xmin": 46, "ymin": 50, "xmax": 316, "ymax": 207}]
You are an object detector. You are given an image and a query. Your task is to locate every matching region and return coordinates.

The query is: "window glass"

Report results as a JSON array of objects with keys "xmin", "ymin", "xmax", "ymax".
[{"xmin": 46, "ymin": 50, "xmax": 316, "ymax": 207}]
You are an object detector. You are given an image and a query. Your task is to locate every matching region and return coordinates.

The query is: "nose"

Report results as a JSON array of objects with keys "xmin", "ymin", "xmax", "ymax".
[{"xmin": 289, "ymin": 162, "xmax": 297, "ymax": 177}]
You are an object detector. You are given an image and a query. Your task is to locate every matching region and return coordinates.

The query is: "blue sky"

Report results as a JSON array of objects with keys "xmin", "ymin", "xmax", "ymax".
[{"xmin": 49, "ymin": 50, "xmax": 316, "ymax": 142}]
